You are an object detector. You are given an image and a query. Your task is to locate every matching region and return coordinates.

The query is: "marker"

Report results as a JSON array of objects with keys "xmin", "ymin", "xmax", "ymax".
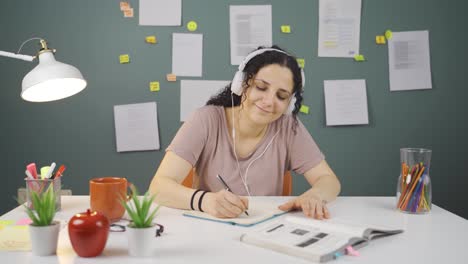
[
  {"xmin": 26, "ymin": 163, "xmax": 38, "ymax": 179},
  {"xmin": 43, "ymin": 162, "xmax": 56, "ymax": 179},
  {"xmin": 53, "ymin": 164, "xmax": 66, "ymax": 179}
]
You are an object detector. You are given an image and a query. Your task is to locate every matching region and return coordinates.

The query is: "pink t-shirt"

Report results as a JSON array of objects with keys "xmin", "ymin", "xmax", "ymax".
[{"xmin": 167, "ymin": 105, "xmax": 324, "ymax": 196}]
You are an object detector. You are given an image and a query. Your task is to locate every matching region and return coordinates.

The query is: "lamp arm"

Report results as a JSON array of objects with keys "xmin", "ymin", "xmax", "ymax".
[{"xmin": 0, "ymin": 50, "xmax": 34, "ymax": 61}]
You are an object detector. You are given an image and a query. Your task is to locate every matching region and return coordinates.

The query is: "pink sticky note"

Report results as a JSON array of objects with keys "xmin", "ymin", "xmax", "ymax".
[
  {"xmin": 346, "ymin": 246, "xmax": 360, "ymax": 256},
  {"xmin": 16, "ymin": 218, "xmax": 32, "ymax": 225}
]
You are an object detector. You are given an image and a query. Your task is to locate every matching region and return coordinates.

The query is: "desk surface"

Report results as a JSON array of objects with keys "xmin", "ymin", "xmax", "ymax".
[{"xmin": 1, "ymin": 196, "xmax": 467, "ymax": 263}]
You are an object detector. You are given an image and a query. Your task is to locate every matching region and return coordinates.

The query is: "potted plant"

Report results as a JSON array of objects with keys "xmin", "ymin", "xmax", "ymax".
[
  {"xmin": 121, "ymin": 186, "xmax": 160, "ymax": 257},
  {"xmin": 23, "ymin": 184, "xmax": 60, "ymax": 256}
]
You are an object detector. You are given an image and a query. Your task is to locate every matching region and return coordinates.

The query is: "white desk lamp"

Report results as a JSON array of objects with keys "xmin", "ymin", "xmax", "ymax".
[{"xmin": 0, "ymin": 38, "xmax": 87, "ymax": 102}]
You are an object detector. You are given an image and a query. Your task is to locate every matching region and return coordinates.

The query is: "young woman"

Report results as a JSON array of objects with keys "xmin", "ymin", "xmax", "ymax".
[{"xmin": 149, "ymin": 46, "xmax": 340, "ymax": 219}]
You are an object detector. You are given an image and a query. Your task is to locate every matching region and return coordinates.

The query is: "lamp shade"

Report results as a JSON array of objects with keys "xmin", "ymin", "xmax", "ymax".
[{"xmin": 21, "ymin": 50, "xmax": 87, "ymax": 102}]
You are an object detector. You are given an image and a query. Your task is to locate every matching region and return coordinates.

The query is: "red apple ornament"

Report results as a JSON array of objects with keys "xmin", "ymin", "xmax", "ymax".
[{"xmin": 68, "ymin": 209, "xmax": 110, "ymax": 257}]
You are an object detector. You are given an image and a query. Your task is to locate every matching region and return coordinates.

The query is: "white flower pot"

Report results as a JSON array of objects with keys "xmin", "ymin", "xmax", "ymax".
[
  {"xmin": 29, "ymin": 221, "xmax": 60, "ymax": 256},
  {"xmin": 126, "ymin": 225, "xmax": 157, "ymax": 257}
]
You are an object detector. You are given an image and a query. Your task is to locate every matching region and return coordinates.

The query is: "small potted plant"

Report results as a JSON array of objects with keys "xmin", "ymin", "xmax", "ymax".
[
  {"xmin": 121, "ymin": 186, "xmax": 160, "ymax": 257},
  {"xmin": 23, "ymin": 184, "xmax": 60, "ymax": 256}
]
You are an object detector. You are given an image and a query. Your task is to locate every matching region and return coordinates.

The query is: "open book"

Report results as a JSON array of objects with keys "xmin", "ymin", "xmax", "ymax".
[
  {"xmin": 240, "ymin": 216, "xmax": 403, "ymax": 262},
  {"xmin": 182, "ymin": 199, "xmax": 288, "ymax": 227}
]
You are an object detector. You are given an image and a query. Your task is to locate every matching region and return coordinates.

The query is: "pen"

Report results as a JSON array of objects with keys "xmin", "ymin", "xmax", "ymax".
[{"xmin": 216, "ymin": 174, "xmax": 249, "ymax": 216}]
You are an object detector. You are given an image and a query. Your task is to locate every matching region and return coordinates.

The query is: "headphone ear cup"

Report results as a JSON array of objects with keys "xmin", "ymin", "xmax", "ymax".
[
  {"xmin": 231, "ymin": 71, "xmax": 244, "ymax": 96},
  {"xmin": 287, "ymin": 96, "xmax": 297, "ymax": 114}
]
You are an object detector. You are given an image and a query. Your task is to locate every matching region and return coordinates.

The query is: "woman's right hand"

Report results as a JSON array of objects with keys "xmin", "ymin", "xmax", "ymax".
[{"xmin": 202, "ymin": 190, "xmax": 249, "ymax": 218}]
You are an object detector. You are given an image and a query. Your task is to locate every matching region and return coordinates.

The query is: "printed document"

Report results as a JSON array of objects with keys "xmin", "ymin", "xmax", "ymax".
[
  {"xmin": 324, "ymin": 79, "xmax": 369, "ymax": 126},
  {"xmin": 230, "ymin": 5, "xmax": 272, "ymax": 65},
  {"xmin": 318, "ymin": 0, "xmax": 362, "ymax": 57},
  {"xmin": 172, "ymin": 33, "xmax": 203, "ymax": 77},
  {"xmin": 180, "ymin": 80, "xmax": 229, "ymax": 122},
  {"xmin": 139, "ymin": 0, "xmax": 181, "ymax": 26},
  {"xmin": 388, "ymin": 30, "xmax": 432, "ymax": 91}
]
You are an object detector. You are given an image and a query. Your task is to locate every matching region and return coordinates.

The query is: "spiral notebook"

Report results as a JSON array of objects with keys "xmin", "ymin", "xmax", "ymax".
[{"xmin": 183, "ymin": 198, "xmax": 289, "ymax": 227}]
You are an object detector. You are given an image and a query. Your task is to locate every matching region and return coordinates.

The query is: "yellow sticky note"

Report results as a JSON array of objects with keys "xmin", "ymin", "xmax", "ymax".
[
  {"xmin": 296, "ymin": 58, "xmax": 305, "ymax": 69},
  {"xmin": 145, "ymin": 36, "xmax": 157, "ymax": 44},
  {"xmin": 119, "ymin": 54, "xmax": 130, "ymax": 64},
  {"xmin": 385, "ymin": 30, "xmax": 393, "ymax": 40},
  {"xmin": 150, "ymin": 81, "xmax": 160, "ymax": 92},
  {"xmin": 376, "ymin": 35, "xmax": 386, "ymax": 44},
  {"xmin": 281, "ymin": 25, "xmax": 291, "ymax": 33},
  {"xmin": 354, "ymin": 54, "xmax": 365, "ymax": 62},
  {"xmin": 300, "ymin": 105, "xmax": 309, "ymax": 114},
  {"xmin": 187, "ymin": 21, "xmax": 198, "ymax": 32},
  {"xmin": 123, "ymin": 8, "xmax": 134, "ymax": 18},
  {"xmin": 166, "ymin": 74, "xmax": 177, "ymax": 82}
]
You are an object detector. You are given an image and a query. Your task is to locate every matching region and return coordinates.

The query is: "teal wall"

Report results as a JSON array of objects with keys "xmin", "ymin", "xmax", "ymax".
[{"xmin": 1, "ymin": 0, "xmax": 467, "ymax": 219}]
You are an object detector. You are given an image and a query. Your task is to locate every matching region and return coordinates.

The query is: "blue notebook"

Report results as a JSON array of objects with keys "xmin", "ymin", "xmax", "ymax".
[{"xmin": 183, "ymin": 199, "xmax": 289, "ymax": 227}]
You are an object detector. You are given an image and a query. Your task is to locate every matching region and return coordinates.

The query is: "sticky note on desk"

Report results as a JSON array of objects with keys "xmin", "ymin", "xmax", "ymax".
[
  {"xmin": 296, "ymin": 58, "xmax": 305, "ymax": 69},
  {"xmin": 281, "ymin": 25, "xmax": 291, "ymax": 33},
  {"xmin": 145, "ymin": 35, "xmax": 157, "ymax": 44},
  {"xmin": 0, "ymin": 224, "xmax": 31, "ymax": 251},
  {"xmin": 354, "ymin": 54, "xmax": 365, "ymax": 62},
  {"xmin": 150, "ymin": 81, "xmax": 160, "ymax": 92},
  {"xmin": 300, "ymin": 105, "xmax": 309, "ymax": 114},
  {"xmin": 376, "ymin": 35, "xmax": 386, "ymax": 44},
  {"xmin": 119, "ymin": 54, "xmax": 130, "ymax": 64}
]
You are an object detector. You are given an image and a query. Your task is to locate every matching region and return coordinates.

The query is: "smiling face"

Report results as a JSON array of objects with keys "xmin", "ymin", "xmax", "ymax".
[{"xmin": 241, "ymin": 64, "xmax": 295, "ymax": 126}]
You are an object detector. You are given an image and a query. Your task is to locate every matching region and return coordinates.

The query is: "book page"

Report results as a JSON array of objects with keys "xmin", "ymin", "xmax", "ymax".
[
  {"xmin": 241, "ymin": 218, "xmax": 357, "ymax": 262},
  {"xmin": 183, "ymin": 199, "xmax": 286, "ymax": 226}
]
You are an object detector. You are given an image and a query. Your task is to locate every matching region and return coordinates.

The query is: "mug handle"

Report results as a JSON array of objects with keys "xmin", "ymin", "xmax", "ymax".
[{"xmin": 126, "ymin": 182, "xmax": 134, "ymax": 201}]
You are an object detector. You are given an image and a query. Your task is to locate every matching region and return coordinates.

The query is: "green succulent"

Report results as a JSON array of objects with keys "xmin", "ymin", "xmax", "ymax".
[
  {"xmin": 121, "ymin": 185, "xmax": 160, "ymax": 228},
  {"xmin": 23, "ymin": 185, "xmax": 57, "ymax": 226}
]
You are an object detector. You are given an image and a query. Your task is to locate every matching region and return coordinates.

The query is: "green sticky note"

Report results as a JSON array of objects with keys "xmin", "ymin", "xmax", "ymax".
[
  {"xmin": 354, "ymin": 54, "xmax": 365, "ymax": 62},
  {"xmin": 385, "ymin": 30, "xmax": 393, "ymax": 40},
  {"xmin": 296, "ymin": 58, "xmax": 305, "ymax": 69},
  {"xmin": 300, "ymin": 105, "xmax": 309, "ymax": 114}
]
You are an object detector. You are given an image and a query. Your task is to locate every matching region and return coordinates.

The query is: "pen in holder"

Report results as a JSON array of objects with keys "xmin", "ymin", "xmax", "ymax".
[
  {"xmin": 396, "ymin": 148, "xmax": 432, "ymax": 214},
  {"xmin": 25, "ymin": 177, "xmax": 62, "ymax": 211}
]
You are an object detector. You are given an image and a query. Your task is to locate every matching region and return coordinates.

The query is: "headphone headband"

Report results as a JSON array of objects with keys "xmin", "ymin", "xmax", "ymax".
[{"xmin": 231, "ymin": 48, "xmax": 305, "ymax": 114}]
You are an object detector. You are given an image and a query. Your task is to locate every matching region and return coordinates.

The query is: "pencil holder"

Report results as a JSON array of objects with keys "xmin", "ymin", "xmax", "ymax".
[
  {"xmin": 25, "ymin": 177, "xmax": 62, "ymax": 211},
  {"xmin": 396, "ymin": 148, "xmax": 432, "ymax": 214}
]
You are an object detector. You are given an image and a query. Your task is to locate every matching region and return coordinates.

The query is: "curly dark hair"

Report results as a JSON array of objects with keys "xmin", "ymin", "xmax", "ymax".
[{"xmin": 206, "ymin": 45, "xmax": 304, "ymax": 130}]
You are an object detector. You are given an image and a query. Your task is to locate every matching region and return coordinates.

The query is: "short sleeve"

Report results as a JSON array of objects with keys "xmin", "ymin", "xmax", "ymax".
[
  {"xmin": 166, "ymin": 108, "xmax": 209, "ymax": 166},
  {"xmin": 288, "ymin": 119, "xmax": 325, "ymax": 174}
]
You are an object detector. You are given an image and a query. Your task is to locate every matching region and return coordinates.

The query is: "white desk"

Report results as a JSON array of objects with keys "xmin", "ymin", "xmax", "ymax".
[{"xmin": 1, "ymin": 196, "xmax": 467, "ymax": 263}]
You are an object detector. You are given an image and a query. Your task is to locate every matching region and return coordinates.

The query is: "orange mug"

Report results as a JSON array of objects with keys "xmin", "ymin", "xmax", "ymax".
[{"xmin": 89, "ymin": 177, "xmax": 132, "ymax": 222}]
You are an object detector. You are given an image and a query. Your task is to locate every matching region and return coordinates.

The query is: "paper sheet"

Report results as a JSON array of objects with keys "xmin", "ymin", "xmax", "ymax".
[
  {"xmin": 318, "ymin": 0, "xmax": 362, "ymax": 57},
  {"xmin": 388, "ymin": 30, "xmax": 432, "ymax": 91},
  {"xmin": 0, "ymin": 224, "xmax": 31, "ymax": 251},
  {"xmin": 172, "ymin": 33, "xmax": 203, "ymax": 77},
  {"xmin": 229, "ymin": 5, "xmax": 272, "ymax": 65},
  {"xmin": 324, "ymin": 79, "xmax": 369, "ymax": 126},
  {"xmin": 180, "ymin": 80, "xmax": 229, "ymax": 122},
  {"xmin": 139, "ymin": 0, "xmax": 181, "ymax": 26},
  {"xmin": 113, "ymin": 102, "xmax": 160, "ymax": 152}
]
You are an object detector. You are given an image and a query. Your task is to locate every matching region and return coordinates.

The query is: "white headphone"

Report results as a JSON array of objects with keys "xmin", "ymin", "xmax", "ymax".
[{"xmin": 230, "ymin": 48, "xmax": 305, "ymax": 114}]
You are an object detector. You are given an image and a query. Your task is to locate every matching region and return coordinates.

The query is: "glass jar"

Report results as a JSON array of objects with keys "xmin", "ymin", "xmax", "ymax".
[{"xmin": 396, "ymin": 148, "xmax": 432, "ymax": 214}]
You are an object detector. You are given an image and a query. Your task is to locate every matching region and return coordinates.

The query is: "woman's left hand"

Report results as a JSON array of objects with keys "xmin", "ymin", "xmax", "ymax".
[{"xmin": 278, "ymin": 192, "xmax": 330, "ymax": 220}]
